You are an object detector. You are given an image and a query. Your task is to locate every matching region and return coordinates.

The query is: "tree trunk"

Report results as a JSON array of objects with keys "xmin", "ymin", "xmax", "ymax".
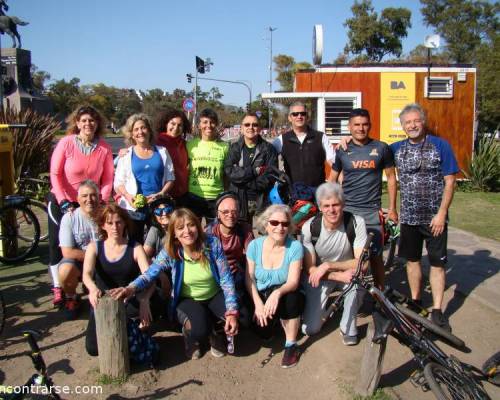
[{"xmin": 95, "ymin": 295, "xmax": 129, "ymax": 378}]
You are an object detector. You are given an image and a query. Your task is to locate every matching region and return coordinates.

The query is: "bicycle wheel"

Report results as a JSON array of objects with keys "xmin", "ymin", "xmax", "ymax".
[
  {"xmin": 0, "ymin": 204, "xmax": 40, "ymax": 263},
  {"xmin": 424, "ymin": 362, "xmax": 490, "ymax": 400},
  {"xmin": 28, "ymin": 199, "xmax": 48, "ymax": 241},
  {"xmin": 395, "ymin": 303, "xmax": 465, "ymax": 349}
]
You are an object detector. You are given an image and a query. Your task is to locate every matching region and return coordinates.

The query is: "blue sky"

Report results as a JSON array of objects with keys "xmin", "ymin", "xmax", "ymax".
[{"xmin": 8, "ymin": 0, "xmax": 433, "ymax": 107}]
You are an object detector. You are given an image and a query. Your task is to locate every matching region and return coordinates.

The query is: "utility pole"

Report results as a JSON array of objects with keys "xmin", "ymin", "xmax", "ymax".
[{"xmin": 268, "ymin": 27, "xmax": 277, "ymax": 132}]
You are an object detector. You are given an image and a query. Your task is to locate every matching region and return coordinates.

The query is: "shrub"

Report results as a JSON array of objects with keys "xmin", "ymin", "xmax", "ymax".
[
  {"xmin": 463, "ymin": 136, "xmax": 500, "ymax": 192},
  {"xmin": 0, "ymin": 108, "xmax": 61, "ymax": 183}
]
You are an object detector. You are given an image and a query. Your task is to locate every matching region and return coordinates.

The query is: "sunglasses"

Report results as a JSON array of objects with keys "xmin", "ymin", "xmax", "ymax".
[
  {"xmin": 243, "ymin": 123, "xmax": 259, "ymax": 128},
  {"xmin": 268, "ymin": 220, "xmax": 290, "ymax": 228},
  {"xmin": 154, "ymin": 206, "xmax": 174, "ymax": 216},
  {"xmin": 219, "ymin": 209, "xmax": 238, "ymax": 216},
  {"xmin": 290, "ymin": 112, "xmax": 307, "ymax": 117}
]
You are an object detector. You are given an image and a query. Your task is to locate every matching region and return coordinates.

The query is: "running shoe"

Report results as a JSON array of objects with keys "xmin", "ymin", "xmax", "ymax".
[
  {"xmin": 281, "ymin": 344, "xmax": 299, "ymax": 368},
  {"xmin": 52, "ymin": 287, "xmax": 65, "ymax": 308}
]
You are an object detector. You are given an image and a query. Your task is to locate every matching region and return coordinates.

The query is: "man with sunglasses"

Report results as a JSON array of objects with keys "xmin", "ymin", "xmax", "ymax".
[
  {"xmin": 330, "ymin": 108, "xmax": 398, "ymax": 290},
  {"xmin": 390, "ymin": 103, "xmax": 458, "ymax": 331},
  {"xmin": 224, "ymin": 113, "xmax": 278, "ymax": 223},
  {"xmin": 272, "ymin": 102, "xmax": 335, "ymax": 189}
]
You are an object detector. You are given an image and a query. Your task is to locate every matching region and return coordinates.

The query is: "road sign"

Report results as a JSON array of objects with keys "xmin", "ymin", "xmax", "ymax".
[
  {"xmin": 255, "ymin": 111, "xmax": 263, "ymax": 118},
  {"xmin": 183, "ymin": 98, "xmax": 195, "ymax": 112}
]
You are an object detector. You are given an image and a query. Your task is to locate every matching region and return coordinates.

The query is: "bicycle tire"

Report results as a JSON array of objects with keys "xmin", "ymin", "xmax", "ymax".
[
  {"xmin": 424, "ymin": 362, "xmax": 491, "ymax": 400},
  {"xmin": 395, "ymin": 303, "xmax": 465, "ymax": 349},
  {"xmin": 0, "ymin": 204, "xmax": 40, "ymax": 263},
  {"xmin": 28, "ymin": 199, "xmax": 48, "ymax": 241}
]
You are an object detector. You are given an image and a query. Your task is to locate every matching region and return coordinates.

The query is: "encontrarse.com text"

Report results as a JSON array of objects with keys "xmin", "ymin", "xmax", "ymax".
[{"xmin": 0, "ymin": 384, "xmax": 103, "ymax": 396}]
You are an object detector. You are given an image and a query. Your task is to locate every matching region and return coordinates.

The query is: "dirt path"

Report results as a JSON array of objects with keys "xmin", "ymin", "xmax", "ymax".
[{"xmin": 1, "ymin": 249, "xmax": 499, "ymax": 399}]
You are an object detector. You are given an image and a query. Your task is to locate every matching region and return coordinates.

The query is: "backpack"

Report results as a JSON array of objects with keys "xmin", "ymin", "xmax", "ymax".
[{"xmin": 310, "ymin": 211, "xmax": 356, "ymax": 251}]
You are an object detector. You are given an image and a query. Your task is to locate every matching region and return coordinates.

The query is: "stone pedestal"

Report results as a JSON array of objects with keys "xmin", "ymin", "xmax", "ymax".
[{"xmin": 1, "ymin": 47, "xmax": 52, "ymax": 114}]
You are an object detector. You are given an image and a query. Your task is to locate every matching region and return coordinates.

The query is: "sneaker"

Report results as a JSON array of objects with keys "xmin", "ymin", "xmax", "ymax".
[
  {"xmin": 407, "ymin": 299, "xmax": 427, "ymax": 316},
  {"xmin": 63, "ymin": 297, "xmax": 80, "ymax": 320},
  {"xmin": 52, "ymin": 287, "xmax": 65, "ymax": 308},
  {"xmin": 430, "ymin": 309, "xmax": 452, "ymax": 332},
  {"xmin": 281, "ymin": 344, "xmax": 299, "ymax": 368},
  {"xmin": 340, "ymin": 330, "xmax": 359, "ymax": 346},
  {"xmin": 182, "ymin": 326, "xmax": 201, "ymax": 360},
  {"xmin": 209, "ymin": 332, "xmax": 226, "ymax": 358}
]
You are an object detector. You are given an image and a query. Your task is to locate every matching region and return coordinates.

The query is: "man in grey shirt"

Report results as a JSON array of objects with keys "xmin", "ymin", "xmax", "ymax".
[
  {"xmin": 58, "ymin": 180, "xmax": 100, "ymax": 319},
  {"xmin": 301, "ymin": 182, "xmax": 367, "ymax": 345}
]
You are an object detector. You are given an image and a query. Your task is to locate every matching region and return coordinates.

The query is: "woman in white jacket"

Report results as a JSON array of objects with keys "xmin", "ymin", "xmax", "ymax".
[{"xmin": 114, "ymin": 113, "xmax": 175, "ymax": 242}]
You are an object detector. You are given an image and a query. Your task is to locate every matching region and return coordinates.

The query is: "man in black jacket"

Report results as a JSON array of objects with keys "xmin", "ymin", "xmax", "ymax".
[
  {"xmin": 272, "ymin": 101, "xmax": 335, "ymax": 189},
  {"xmin": 224, "ymin": 113, "xmax": 278, "ymax": 223}
]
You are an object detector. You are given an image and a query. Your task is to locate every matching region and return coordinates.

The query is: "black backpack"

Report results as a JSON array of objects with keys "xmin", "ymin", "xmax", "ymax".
[{"xmin": 310, "ymin": 211, "xmax": 356, "ymax": 252}]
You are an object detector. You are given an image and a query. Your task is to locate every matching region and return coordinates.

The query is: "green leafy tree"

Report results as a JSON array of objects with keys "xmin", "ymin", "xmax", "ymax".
[
  {"xmin": 476, "ymin": 33, "xmax": 500, "ymax": 133},
  {"xmin": 47, "ymin": 77, "xmax": 84, "ymax": 116},
  {"xmin": 30, "ymin": 64, "xmax": 51, "ymax": 92},
  {"xmin": 344, "ymin": 0, "xmax": 412, "ymax": 62},
  {"xmin": 273, "ymin": 54, "xmax": 312, "ymax": 91},
  {"xmin": 420, "ymin": 0, "xmax": 499, "ymax": 62}
]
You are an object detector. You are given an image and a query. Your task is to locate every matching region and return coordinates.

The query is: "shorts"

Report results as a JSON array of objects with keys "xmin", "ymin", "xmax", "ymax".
[
  {"xmin": 345, "ymin": 207, "xmax": 383, "ymax": 256},
  {"xmin": 398, "ymin": 224, "xmax": 448, "ymax": 267},
  {"xmin": 59, "ymin": 258, "xmax": 83, "ymax": 272}
]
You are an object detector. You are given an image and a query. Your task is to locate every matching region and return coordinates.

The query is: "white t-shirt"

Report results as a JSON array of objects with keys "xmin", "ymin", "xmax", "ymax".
[
  {"xmin": 59, "ymin": 208, "xmax": 98, "ymax": 251},
  {"xmin": 301, "ymin": 214, "xmax": 367, "ymax": 263}
]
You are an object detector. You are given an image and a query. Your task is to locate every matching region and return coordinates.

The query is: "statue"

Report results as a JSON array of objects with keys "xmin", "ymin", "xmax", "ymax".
[{"xmin": 0, "ymin": 0, "xmax": 28, "ymax": 48}]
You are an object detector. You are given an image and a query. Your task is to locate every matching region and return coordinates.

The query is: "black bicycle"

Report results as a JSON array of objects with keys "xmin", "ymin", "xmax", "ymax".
[
  {"xmin": 325, "ymin": 234, "xmax": 490, "ymax": 400},
  {"xmin": 0, "ymin": 195, "xmax": 40, "ymax": 264},
  {"xmin": 16, "ymin": 174, "xmax": 50, "ymax": 242},
  {"xmin": 0, "ymin": 330, "xmax": 61, "ymax": 400}
]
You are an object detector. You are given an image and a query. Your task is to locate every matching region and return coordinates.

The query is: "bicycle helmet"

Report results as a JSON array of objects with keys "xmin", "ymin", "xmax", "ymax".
[{"xmin": 269, "ymin": 183, "xmax": 285, "ymax": 205}]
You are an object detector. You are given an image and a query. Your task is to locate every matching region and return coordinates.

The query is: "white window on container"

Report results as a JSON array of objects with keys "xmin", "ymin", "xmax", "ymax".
[
  {"xmin": 424, "ymin": 76, "xmax": 454, "ymax": 99},
  {"xmin": 324, "ymin": 98, "xmax": 356, "ymax": 139}
]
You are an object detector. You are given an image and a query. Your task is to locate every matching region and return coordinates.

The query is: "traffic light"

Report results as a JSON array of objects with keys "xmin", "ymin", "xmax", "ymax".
[
  {"xmin": 196, "ymin": 56, "xmax": 205, "ymax": 74},
  {"xmin": 186, "ymin": 74, "xmax": 192, "ymax": 83},
  {"xmin": 246, "ymin": 103, "xmax": 250, "ymax": 112}
]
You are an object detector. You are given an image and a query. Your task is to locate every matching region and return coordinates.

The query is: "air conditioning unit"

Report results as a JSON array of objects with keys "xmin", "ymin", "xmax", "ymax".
[{"xmin": 424, "ymin": 76, "xmax": 454, "ymax": 99}]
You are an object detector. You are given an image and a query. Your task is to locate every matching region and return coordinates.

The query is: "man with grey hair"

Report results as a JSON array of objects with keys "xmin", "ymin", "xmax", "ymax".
[
  {"xmin": 58, "ymin": 180, "xmax": 101, "ymax": 319},
  {"xmin": 301, "ymin": 182, "xmax": 367, "ymax": 345},
  {"xmin": 272, "ymin": 101, "xmax": 335, "ymax": 189},
  {"xmin": 390, "ymin": 103, "xmax": 458, "ymax": 331}
]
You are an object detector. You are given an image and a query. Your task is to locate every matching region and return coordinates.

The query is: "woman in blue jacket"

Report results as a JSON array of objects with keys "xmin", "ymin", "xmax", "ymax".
[{"xmin": 110, "ymin": 208, "xmax": 239, "ymax": 360}]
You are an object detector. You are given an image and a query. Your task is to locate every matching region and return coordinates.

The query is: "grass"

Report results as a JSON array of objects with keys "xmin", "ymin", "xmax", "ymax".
[{"xmin": 382, "ymin": 191, "xmax": 500, "ymax": 241}]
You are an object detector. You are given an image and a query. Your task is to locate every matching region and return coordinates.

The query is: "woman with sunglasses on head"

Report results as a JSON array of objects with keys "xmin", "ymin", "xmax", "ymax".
[
  {"xmin": 154, "ymin": 109, "xmax": 191, "ymax": 208},
  {"xmin": 48, "ymin": 105, "xmax": 114, "ymax": 308},
  {"xmin": 114, "ymin": 113, "xmax": 175, "ymax": 243},
  {"xmin": 109, "ymin": 208, "xmax": 239, "ymax": 360},
  {"xmin": 245, "ymin": 204, "xmax": 304, "ymax": 369}
]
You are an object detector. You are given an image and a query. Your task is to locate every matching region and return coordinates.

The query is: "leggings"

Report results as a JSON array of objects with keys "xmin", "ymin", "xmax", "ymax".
[
  {"xmin": 47, "ymin": 192, "xmax": 63, "ymax": 266},
  {"xmin": 176, "ymin": 291, "xmax": 226, "ymax": 344}
]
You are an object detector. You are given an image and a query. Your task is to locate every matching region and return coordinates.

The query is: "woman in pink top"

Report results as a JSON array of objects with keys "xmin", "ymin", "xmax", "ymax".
[{"xmin": 48, "ymin": 105, "xmax": 114, "ymax": 311}]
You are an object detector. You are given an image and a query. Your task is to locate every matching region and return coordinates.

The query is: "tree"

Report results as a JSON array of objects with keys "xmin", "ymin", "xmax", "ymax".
[
  {"xmin": 273, "ymin": 54, "xmax": 312, "ymax": 91},
  {"xmin": 476, "ymin": 33, "xmax": 500, "ymax": 132},
  {"xmin": 30, "ymin": 64, "xmax": 51, "ymax": 93},
  {"xmin": 344, "ymin": 0, "xmax": 412, "ymax": 62},
  {"xmin": 47, "ymin": 77, "xmax": 84, "ymax": 116},
  {"xmin": 420, "ymin": 0, "xmax": 499, "ymax": 62}
]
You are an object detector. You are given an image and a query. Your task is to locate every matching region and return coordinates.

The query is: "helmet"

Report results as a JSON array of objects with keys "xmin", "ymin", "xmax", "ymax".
[{"xmin": 269, "ymin": 183, "xmax": 285, "ymax": 205}]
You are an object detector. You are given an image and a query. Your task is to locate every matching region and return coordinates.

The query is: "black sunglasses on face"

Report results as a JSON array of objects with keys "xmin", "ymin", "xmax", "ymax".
[
  {"xmin": 268, "ymin": 219, "xmax": 289, "ymax": 228},
  {"xmin": 290, "ymin": 112, "xmax": 307, "ymax": 117},
  {"xmin": 243, "ymin": 123, "xmax": 259, "ymax": 128}
]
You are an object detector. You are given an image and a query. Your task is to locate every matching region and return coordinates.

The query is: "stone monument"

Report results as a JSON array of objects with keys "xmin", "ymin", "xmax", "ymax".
[{"xmin": 0, "ymin": 0, "xmax": 52, "ymax": 113}]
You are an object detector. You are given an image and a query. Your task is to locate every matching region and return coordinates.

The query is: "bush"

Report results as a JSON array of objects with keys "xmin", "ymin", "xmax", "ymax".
[
  {"xmin": 0, "ymin": 108, "xmax": 61, "ymax": 183},
  {"xmin": 463, "ymin": 136, "xmax": 500, "ymax": 192}
]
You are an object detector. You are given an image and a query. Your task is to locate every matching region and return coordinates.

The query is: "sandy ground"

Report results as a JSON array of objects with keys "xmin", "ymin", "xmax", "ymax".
[{"xmin": 1, "ymin": 244, "xmax": 499, "ymax": 400}]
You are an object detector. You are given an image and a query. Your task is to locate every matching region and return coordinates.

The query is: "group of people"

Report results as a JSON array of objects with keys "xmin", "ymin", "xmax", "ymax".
[{"xmin": 45, "ymin": 99, "xmax": 458, "ymax": 369}]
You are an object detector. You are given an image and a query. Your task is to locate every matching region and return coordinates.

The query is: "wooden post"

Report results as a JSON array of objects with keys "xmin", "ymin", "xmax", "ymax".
[
  {"xmin": 95, "ymin": 295, "xmax": 129, "ymax": 378},
  {"xmin": 356, "ymin": 321, "xmax": 387, "ymax": 396}
]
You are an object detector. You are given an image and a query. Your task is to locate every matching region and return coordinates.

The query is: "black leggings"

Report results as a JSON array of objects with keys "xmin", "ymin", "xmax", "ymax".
[
  {"xmin": 47, "ymin": 192, "xmax": 63, "ymax": 266},
  {"xmin": 176, "ymin": 291, "xmax": 226, "ymax": 344},
  {"xmin": 253, "ymin": 287, "xmax": 304, "ymax": 339}
]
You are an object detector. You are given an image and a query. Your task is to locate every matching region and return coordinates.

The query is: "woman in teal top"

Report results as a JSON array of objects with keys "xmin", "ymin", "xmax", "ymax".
[{"xmin": 246, "ymin": 204, "xmax": 304, "ymax": 369}]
